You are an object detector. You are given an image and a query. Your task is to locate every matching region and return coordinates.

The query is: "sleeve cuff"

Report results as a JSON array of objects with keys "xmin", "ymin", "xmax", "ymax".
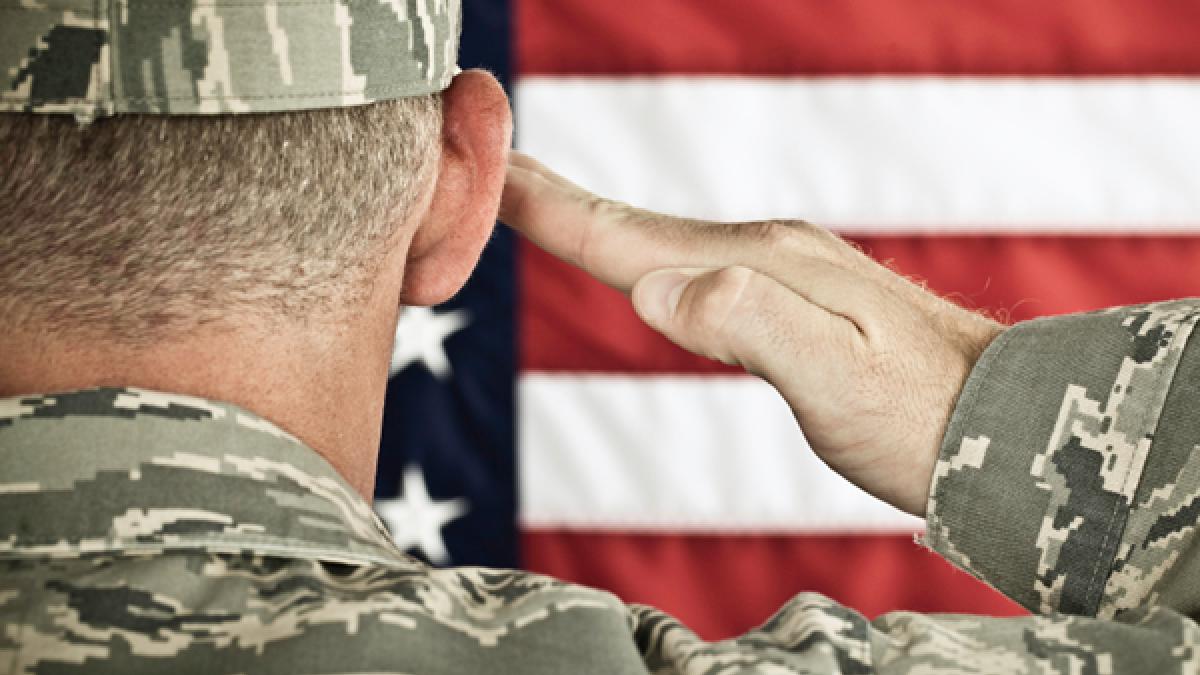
[{"xmin": 925, "ymin": 300, "xmax": 1200, "ymax": 617}]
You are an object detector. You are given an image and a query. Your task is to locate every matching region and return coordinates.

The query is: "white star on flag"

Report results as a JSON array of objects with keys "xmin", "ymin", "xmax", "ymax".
[
  {"xmin": 389, "ymin": 307, "xmax": 470, "ymax": 379},
  {"xmin": 375, "ymin": 464, "xmax": 469, "ymax": 565}
]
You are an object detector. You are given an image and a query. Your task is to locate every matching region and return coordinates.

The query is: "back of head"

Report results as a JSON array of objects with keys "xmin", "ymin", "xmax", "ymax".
[
  {"xmin": 0, "ymin": 0, "xmax": 459, "ymax": 342},
  {"xmin": 0, "ymin": 99, "xmax": 440, "ymax": 341}
]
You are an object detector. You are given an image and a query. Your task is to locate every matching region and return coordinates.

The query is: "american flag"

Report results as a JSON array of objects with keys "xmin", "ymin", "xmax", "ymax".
[{"xmin": 373, "ymin": 0, "xmax": 1200, "ymax": 640}]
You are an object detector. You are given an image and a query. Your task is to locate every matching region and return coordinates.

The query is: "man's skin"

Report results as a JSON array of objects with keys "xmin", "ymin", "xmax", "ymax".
[
  {"xmin": 0, "ymin": 70, "xmax": 1001, "ymax": 515},
  {"xmin": 499, "ymin": 153, "xmax": 1005, "ymax": 515},
  {"xmin": 0, "ymin": 71, "xmax": 510, "ymax": 498}
]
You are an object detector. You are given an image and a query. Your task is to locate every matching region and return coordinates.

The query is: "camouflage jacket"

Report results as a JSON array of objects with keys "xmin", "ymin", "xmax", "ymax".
[{"xmin": 2, "ymin": 300, "xmax": 1199, "ymax": 674}]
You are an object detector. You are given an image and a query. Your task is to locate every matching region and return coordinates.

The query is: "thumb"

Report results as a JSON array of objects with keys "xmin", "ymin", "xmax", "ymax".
[
  {"xmin": 633, "ymin": 265, "xmax": 849, "ymax": 382},
  {"xmin": 632, "ymin": 266, "xmax": 770, "ymax": 369},
  {"xmin": 631, "ymin": 268, "xmax": 702, "ymax": 327}
]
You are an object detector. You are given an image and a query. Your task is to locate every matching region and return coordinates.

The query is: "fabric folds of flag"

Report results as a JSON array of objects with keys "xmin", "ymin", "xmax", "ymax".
[{"xmin": 376, "ymin": 0, "xmax": 1200, "ymax": 641}]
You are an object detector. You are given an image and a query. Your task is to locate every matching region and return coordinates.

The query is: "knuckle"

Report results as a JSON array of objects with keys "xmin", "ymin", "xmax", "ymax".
[
  {"xmin": 736, "ymin": 220, "xmax": 796, "ymax": 248},
  {"xmin": 581, "ymin": 193, "xmax": 616, "ymax": 218},
  {"xmin": 582, "ymin": 193, "xmax": 640, "ymax": 224},
  {"xmin": 799, "ymin": 222, "xmax": 858, "ymax": 261},
  {"xmin": 573, "ymin": 194, "xmax": 628, "ymax": 269},
  {"xmin": 737, "ymin": 219, "xmax": 855, "ymax": 265},
  {"xmin": 685, "ymin": 266, "xmax": 756, "ymax": 337}
]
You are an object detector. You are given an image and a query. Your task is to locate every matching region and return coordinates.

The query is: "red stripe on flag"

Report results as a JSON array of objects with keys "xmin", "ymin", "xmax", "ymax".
[
  {"xmin": 521, "ymin": 236, "xmax": 1200, "ymax": 372},
  {"xmin": 522, "ymin": 530, "xmax": 1024, "ymax": 640},
  {"xmin": 517, "ymin": 0, "xmax": 1200, "ymax": 76}
]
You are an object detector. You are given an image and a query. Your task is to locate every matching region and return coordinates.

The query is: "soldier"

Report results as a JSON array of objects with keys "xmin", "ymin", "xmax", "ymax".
[{"xmin": 1, "ymin": 0, "xmax": 1197, "ymax": 673}]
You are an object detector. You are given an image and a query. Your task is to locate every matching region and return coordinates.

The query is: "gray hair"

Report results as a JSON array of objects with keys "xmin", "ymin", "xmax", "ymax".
[{"xmin": 0, "ymin": 96, "xmax": 442, "ymax": 342}]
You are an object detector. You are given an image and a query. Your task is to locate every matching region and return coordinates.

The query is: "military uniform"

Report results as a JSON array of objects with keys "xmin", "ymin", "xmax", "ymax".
[
  {"xmin": 0, "ymin": 0, "xmax": 458, "ymax": 120},
  {"xmin": 4, "ymin": 0, "xmax": 1200, "ymax": 671},
  {"xmin": 1, "ymin": 301, "xmax": 1198, "ymax": 673}
]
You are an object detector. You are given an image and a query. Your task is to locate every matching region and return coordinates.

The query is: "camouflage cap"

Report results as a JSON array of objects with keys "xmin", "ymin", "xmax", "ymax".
[{"xmin": 1, "ymin": 0, "xmax": 460, "ymax": 122}]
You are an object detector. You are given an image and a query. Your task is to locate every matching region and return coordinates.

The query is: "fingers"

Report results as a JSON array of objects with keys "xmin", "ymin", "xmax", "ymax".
[
  {"xmin": 503, "ymin": 153, "xmax": 989, "ymax": 519},
  {"xmin": 501, "ymin": 154, "xmax": 673, "ymax": 290},
  {"xmin": 498, "ymin": 154, "xmax": 604, "ymax": 274},
  {"xmin": 500, "ymin": 152, "xmax": 889, "ymax": 331},
  {"xmin": 632, "ymin": 265, "xmax": 860, "ymax": 380}
]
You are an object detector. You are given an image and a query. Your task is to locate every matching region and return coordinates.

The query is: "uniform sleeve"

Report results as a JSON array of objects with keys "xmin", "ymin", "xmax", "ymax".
[
  {"xmin": 628, "ymin": 301, "xmax": 1200, "ymax": 673},
  {"xmin": 927, "ymin": 299, "xmax": 1200, "ymax": 619}
]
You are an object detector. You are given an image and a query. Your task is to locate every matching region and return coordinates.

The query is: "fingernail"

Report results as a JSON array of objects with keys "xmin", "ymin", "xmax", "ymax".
[{"xmin": 636, "ymin": 269, "xmax": 694, "ymax": 327}]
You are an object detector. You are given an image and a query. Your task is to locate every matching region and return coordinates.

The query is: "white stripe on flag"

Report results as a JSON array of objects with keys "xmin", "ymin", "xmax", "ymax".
[
  {"xmin": 515, "ymin": 77, "xmax": 1200, "ymax": 232},
  {"xmin": 518, "ymin": 374, "xmax": 922, "ymax": 532}
]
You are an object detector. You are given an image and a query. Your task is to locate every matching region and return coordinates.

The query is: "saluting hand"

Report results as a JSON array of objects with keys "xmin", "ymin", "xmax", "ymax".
[{"xmin": 499, "ymin": 152, "xmax": 1004, "ymax": 517}]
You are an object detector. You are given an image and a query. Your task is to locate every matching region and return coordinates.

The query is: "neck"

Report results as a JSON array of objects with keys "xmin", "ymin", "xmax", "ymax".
[{"xmin": 0, "ymin": 311, "xmax": 399, "ymax": 499}]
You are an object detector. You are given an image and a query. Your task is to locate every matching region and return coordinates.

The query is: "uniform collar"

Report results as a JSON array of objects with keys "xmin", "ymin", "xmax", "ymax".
[{"xmin": 0, "ymin": 387, "xmax": 406, "ymax": 566}]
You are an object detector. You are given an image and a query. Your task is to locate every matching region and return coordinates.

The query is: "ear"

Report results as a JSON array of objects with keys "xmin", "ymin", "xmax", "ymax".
[{"xmin": 399, "ymin": 70, "xmax": 512, "ymax": 306}]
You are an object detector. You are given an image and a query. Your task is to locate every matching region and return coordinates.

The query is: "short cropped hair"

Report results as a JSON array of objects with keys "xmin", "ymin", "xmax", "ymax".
[{"xmin": 0, "ymin": 96, "xmax": 442, "ymax": 342}]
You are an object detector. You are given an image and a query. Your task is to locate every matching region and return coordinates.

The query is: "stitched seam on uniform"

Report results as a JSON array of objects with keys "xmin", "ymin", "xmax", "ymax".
[
  {"xmin": 1081, "ymin": 306, "xmax": 1200, "ymax": 614},
  {"xmin": 926, "ymin": 323, "xmax": 1015, "ymax": 558},
  {"xmin": 0, "ymin": 536, "xmax": 404, "ymax": 565},
  {"xmin": 0, "ymin": 546, "xmax": 410, "ymax": 568},
  {"xmin": 3, "ymin": 532, "xmax": 389, "ymax": 549},
  {"xmin": 1, "ymin": 83, "xmax": 450, "ymax": 105},
  {"xmin": 1086, "ymin": 485, "xmax": 1127, "ymax": 615}
]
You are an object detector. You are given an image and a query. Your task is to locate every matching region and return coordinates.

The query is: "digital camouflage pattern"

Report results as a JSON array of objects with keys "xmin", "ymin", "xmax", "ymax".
[
  {"xmin": 2, "ymin": 300, "xmax": 1200, "ymax": 674},
  {"xmin": 0, "ymin": 0, "xmax": 459, "ymax": 122},
  {"xmin": 930, "ymin": 299, "xmax": 1200, "ymax": 620},
  {"xmin": 13, "ymin": 0, "xmax": 1200, "ymax": 669}
]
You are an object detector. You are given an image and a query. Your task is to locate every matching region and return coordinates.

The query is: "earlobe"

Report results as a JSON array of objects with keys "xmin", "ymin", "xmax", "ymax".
[{"xmin": 399, "ymin": 70, "xmax": 512, "ymax": 307}]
